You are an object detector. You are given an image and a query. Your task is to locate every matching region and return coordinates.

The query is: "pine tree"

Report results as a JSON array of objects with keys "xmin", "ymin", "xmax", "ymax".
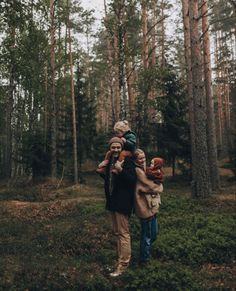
[
  {"xmin": 201, "ymin": 0, "xmax": 220, "ymax": 191},
  {"xmin": 189, "ymin": 0, "xmax": 212, "ymax": 197}
]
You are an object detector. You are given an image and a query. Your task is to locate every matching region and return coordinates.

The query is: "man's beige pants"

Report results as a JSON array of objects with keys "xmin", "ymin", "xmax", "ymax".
[{"xmin": 111, "ymin": 211, "xmax": 131, "ymax": 268}]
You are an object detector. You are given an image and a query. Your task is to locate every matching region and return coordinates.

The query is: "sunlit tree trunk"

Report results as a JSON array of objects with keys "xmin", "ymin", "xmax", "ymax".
[{"xmin": 201, "ymin": 0, "xmax": 220, "ymax": 191}]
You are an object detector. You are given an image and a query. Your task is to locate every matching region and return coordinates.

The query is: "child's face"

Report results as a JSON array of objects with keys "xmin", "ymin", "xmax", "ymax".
[
  {"xmin": 136, "ymin": 153, "xmax": 146, "ymax": 167},
  {"xmin": 115, "ymin": 129, "xmax": 124, "ymax": 137}
]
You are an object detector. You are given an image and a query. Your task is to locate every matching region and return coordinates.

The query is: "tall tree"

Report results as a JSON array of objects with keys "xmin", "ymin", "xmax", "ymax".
[
  {"xmin": 189, "ymin": 0, "xmax": 212, "ymax": 197},
  {"xmin": 68, "ymin": 2, "xmax": 78, "ymax": 184},
  {"xmin": 201, "ymin": 0, "xmax": 220, "ymax": 191},
  {"xmin": 181, "ymin": 0, "xmax": 196, "ymax": 183},
  {"xmin": 50, "ymin": 0, "xmax": 57, "ymax": 178},
  {"xmin": 141, "ymin": 0, "xmax": 149, "ymax": 69}
]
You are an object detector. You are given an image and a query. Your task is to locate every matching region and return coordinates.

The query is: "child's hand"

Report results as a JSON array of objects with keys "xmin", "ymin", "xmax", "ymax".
[
  {"xmin": 121, "ymin": 137, "xmax": 126, "ymax": 143},
  {"xmin": 114, "ymin": 160, "xmax": 124, "ymax": 172}
]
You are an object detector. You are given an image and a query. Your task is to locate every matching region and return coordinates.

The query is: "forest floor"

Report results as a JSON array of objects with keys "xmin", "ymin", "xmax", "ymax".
[{"xmin": 0, "ymin": 168, "xmax": 235, "ymax": 290}]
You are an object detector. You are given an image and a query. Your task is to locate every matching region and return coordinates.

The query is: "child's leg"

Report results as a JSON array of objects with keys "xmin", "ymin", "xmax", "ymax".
[{"xmin": 118, "ymin": 150, "xmax": 132, "ymax": 162}]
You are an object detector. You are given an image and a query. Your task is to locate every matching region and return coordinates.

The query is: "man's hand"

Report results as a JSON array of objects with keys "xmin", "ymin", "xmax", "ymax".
[
  {"xmin": 114, "ymin": 160, "xmax": 124, "ymax": 172},
  {"xmin": 98, "ymin": 160, "xmax": 109, "ymax": 168}
]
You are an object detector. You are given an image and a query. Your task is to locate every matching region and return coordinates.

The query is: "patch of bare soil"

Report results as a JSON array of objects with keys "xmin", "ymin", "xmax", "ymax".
[
  {"xmin": 0, "ymin": 184, "xmax": 104, "ymax": 221},
  {"xmin": 201, "ymin": 263, "xmax": 236, "ymax": 289},
  {"xmin": 213, "ymin": 184, "xmax": 236, "ymax": 204},
  {"xmin": 219, "ymin": 168, "xmax": 235, "ymax": 177}
]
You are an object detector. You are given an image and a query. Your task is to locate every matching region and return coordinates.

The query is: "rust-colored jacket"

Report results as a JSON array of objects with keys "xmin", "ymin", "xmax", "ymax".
[{"xmin": 134, "ymin": 167, "xmax": 163, "ymax": 219}]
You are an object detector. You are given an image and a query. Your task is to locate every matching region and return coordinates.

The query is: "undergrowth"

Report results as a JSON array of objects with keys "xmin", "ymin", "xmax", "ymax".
[{"xmin": 0, "ymin": 174, "xmax": 235, "ymax": 290}]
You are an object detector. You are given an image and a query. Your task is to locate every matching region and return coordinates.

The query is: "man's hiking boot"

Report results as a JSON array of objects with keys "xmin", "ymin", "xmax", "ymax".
[{"xmin": 109, "ymin": 264, "xmax": 128, "ymax": 277}]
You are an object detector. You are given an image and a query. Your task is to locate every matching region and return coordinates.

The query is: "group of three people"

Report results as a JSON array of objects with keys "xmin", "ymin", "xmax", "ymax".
[{"xmin": 97, "ymin": 121, "xmax": 164, "ymax": 277}]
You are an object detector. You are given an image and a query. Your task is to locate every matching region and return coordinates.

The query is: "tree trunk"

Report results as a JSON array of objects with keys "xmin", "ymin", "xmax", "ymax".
[
  {"xmin": 68, "ymin": 17, "xmax": 78, "ymax": 184},
  {"xmin": 114, "ymin": 32, "xmax": 120, "ymax": 121},
  {"xmin": 43, "ymin": 64, "xmax": 48, "ymax": 152},
  {"xmin": 104, "ymin": 0, "xmax": 116, "ymax": 125},
  {"xmin": 5, "ymin": 66, "xmax": 14, "ymax": 178},
  {"xmin": 160, "ymin": 0, "xmax": 165, "ymax": 67},
  {"xmin": 50, "ymin": 0, "xmax": 57, "ymax": 178},
  {"xmin": 116, "ymin": 2, "xmax": 127, "ymax": 119},
  {"xmin": 5, "ymin": 25, "xmax": 17, "ymax": 178},
  {"xmin": 124, "ymin": 32, "xmax": 135, "ymax": 125},
  {"xmin": 151, "ymin": 0, "xmax": 157, "ymax": 67},
  {"xmin": 189, "ymin": 0, "xmax": 212, "ymax": 197},
  {"xmin": 214, "ymin": 33, "xmax": 223, "ymax": 148},
  {"xmin": 201, "ymin": 0, "xmax": 220, "ymax": 191},
  {"xmin": 181, "ymin": 0, "xmax": 197, "ymax": 183},
  {"xmin": 141, "ymin": 0, "xmax": 149, "ymax": 69}
]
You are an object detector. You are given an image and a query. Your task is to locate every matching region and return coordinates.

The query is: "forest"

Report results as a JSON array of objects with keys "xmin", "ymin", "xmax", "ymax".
[{"xmin": 0, "ymin": 0, "xmax": 235, "ymax": 290}]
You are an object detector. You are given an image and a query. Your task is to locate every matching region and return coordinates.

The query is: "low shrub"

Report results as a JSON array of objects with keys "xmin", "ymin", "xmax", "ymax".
[{"xmin": 123, "ymin": 261, "xmax": 200, "ymax": 290}]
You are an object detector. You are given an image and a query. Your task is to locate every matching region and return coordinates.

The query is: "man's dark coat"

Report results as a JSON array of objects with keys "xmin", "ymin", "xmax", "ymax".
[{"xmin": 102, "ymin": 156, "xmax": 137, "ymax": 216}]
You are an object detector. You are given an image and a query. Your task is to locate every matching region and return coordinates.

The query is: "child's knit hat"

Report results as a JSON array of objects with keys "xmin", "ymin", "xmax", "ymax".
[{"xmin": 114, "ymin": 120, "xmax": 130, "ymax": 133}]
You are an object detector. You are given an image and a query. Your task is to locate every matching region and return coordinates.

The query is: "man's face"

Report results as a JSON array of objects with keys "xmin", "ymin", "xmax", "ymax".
[{"xmin": 110, "ymin": 142, "xmax": 122, "ymax": 157}]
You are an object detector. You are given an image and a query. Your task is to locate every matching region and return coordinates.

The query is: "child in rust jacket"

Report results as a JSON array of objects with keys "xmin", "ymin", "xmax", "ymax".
[{"xmin": 96, "ymin": 120, "xmax": 137, "ymax": 174}]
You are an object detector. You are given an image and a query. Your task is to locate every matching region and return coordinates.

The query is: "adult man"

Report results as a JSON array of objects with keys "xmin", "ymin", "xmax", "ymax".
[{"xmin": 100, "ymin": 137, "xmax": 137, "ymax": 277}]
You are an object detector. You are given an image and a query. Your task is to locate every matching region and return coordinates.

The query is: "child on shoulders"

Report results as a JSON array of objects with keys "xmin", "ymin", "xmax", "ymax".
[{"xmin": 96, "ymin": 120, "xmax": 137, "ymax": 174}]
